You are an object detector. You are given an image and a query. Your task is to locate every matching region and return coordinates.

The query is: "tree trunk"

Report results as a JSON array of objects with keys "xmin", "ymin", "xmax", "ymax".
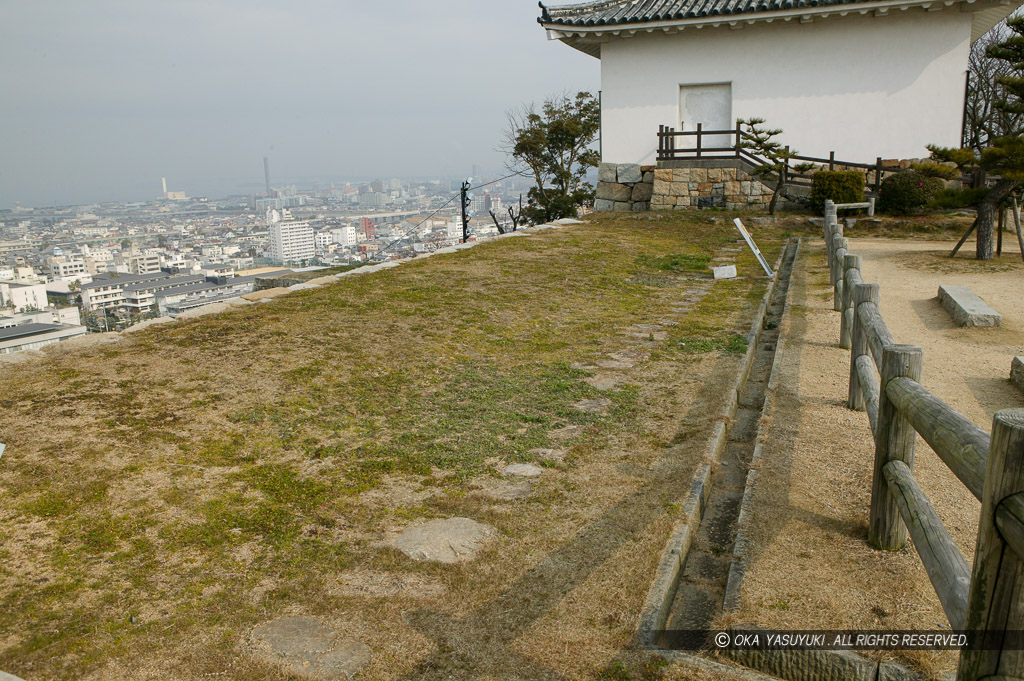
[
  {"xmin": 976, "ymin": 179, "xmax": 1019, "ymax": 260},
  {"xmin": 770, "ymin": 169, "xmax": 782, "ymax": 215}
]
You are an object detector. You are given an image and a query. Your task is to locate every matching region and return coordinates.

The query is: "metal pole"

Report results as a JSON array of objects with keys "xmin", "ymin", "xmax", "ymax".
[{"xmin": 461, "ymin": 181, "xmax": 470, "ymax": 244}]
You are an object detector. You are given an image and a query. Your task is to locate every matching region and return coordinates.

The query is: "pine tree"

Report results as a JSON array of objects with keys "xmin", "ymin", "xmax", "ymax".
[
  {"xmin": 737, "ymin": 118, "xmax": 812, "ymax": 215},
  {"xmin": 931, "ymin": 15, "xmax": 1024, "ymax": 259}
]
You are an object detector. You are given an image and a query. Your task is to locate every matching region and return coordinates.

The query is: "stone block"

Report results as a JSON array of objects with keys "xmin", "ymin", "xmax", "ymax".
[
  {"xmin": 642, "ymin": 171, "xmax": 654, "ymax": 183},
  {"xmin": 632, "ymin": 201, "xmax": 649, "ymax": 211},
  {"xmin": 740, "ymin": 181, "xmax": 751, "ymax": 194},
  {"xmin": 707, "ymin": 168, "xmax": 723, "ymax": 181},
  {"xmin": 1013, "ymin": 357, "xmax": 1024, "ymax": 394},
  {"xmin": 654, "ymin": 168, "xmax": 672, "ymax": 182},
  {"xmin": 632, "ymin": 182, "xmax": 653, "ymax": 201},
  {"xmin": 598, "ymin": 162, "xmax": 618, "ymax": 183},
  {"xmin": 698, "ymin": 182, "xmax": 713, "ymax": 193},
  {"xmin": 691, "ymin": 168, "xmax": 708, "ymax": 182},
  {"xmin": 617, "ymin": 163, "xmax": 642, "ymax": 183},
  {"xmin": 653, "ymin": 179, "xmax": 673, "ymax": 196},
  {"xmin": 672, "ymin": 168, "xmax": 690, "ymax": 182},
  {"xmin": 725, "ymin": 181, "xmax": 741, "ymax": 195},
  {"xmin": 613, "ymin": 201, "xmax": 632, "ymax": 212},
  {"xmin": 713, "ymin": 265, "xmax": 737, "ymax": 279},
  {"xmin": 938, "ymin": 285, "xmax": 1001, "ymax": 327},
  {"xmin": 641, "ymin": 165, "xmax": 656, "ymax": 172},
  {"xmin": 594, "ymin": 198, "xmax": 616, "ymax": 212},
  {"xmin": 670, "ymin": 181, "xmax": 689, "ymax": 195},
  {"xmin": 596, "ymin": 181, "xmax": 632, "ymax": 202}
]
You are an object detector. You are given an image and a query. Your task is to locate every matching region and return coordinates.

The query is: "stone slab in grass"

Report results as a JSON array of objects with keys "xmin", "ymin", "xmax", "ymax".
[
  {"xmin": 249, "ymin": 616, "xmax": 371, "ymax": 680},
  {"xmin": 713, "ymin": 265, "xmax": 737, "ymax": 280},
  {"xmin": 392, "ymin": 517, "xmax": 494, "ymax": 563},
  {"xmin": 938, "ymin": 285, "xmax": 1001, "ymax": 327},
  {"xmin": 1013, "ymin": 357, "xmax": 1024, "ymax": 394},
  {"xmin": 573, "ymin": 398, "xmax": 612, "ymax": 413},
  {"xmin": 503, "ymin": 463, "xmax": 544, "ymax": 478}
]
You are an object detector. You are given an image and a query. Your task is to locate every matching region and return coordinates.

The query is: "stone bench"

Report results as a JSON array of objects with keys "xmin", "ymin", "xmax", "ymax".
[
  {"xmin": 938, "ymin": 285, "xmax": 1001, "ymax": 327},
  {"xmin": 1013, "ymin": 357, "xmax": 1024, "ymax": 394}
]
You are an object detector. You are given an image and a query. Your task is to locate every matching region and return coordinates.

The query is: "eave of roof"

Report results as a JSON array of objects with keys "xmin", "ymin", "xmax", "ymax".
[{"xmin": 538, "ymin": 0, "xmax": 1020, "ymax": 56}]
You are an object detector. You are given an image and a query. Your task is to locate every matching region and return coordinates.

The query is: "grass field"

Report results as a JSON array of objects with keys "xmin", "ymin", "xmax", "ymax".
[{"xmin": 0, "ymin": 212, "xmax": 793, "ymax": 680}]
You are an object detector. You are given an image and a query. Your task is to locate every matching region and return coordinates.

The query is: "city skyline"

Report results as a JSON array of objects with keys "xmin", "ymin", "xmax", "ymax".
[{"xmin": 0, "ymin": 1, "xmax": 598, "ymax": 209}]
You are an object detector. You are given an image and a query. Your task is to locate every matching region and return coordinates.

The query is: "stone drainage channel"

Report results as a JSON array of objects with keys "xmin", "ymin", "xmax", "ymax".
[
  {"xmin": 636, "ymin": 238, "xmax": 799, "ymax": 681},
  {"xmin": 660, "ymin": 240, "xmax": 796, "ymax": 637}
]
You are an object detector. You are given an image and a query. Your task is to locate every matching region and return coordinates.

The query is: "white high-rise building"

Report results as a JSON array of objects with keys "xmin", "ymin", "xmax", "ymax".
[{"xmin": 269, "ymin": 220, "xmax": 315, "ymax": 265}]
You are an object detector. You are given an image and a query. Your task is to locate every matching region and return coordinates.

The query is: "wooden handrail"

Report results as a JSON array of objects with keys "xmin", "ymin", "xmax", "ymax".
[
  {"xmin": 886, "ymin": 376, "xmax": 989, "ymax": 501},
  {"xmin": 883, "ymin": 460, "xmax": 971, "ymax": 629},
  {"xmin": 857, "ymin": 301, "xmax": 895, "ymax": 371},
  {"xmin": 856, "ymin": 355, "xmax": 880, "ymax": 436}
]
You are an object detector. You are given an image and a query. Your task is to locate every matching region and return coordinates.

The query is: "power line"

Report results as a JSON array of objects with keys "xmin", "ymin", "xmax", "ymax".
[
  {"xmin": 374, "ymin": 172, "xmax": 528, "ymax": 258},
  {"xmin": 467, "ymin": 170, "xmax": 529, "ymax": 192},
  {"xmin": 374, "ymin": 193, "xmax": 462, "ymax": 258}
]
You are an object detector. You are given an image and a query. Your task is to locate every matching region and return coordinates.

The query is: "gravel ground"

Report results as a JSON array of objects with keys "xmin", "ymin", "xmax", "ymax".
[{"xmin": 733, "ymin": 237, "xmax": 1024, "ymax": 678}]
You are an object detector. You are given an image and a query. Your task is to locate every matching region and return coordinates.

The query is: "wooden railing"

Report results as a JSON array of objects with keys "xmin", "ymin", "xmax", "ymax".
[
  {"xmin": 825, "ymin": 198, "xmax": 1024, "ymax": 680},
  {"xmin": 657, "ymin": 124, "xmax": 892, "ymax": 193}
]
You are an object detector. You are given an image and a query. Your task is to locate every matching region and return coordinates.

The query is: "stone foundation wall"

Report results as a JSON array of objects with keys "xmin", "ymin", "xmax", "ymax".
[
  {"xmin": 595, "ymin": 163, "xmax": 655, "ymax": 212},
  {"xmin": 651, "ymin": 162, "xmax": 774, "ymax": 211}
]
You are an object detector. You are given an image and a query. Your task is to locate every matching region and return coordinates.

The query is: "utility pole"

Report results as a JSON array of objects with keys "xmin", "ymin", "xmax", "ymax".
[{"xmin": 460, "ymin": 180, "xmax": 471, "ymax": 243}]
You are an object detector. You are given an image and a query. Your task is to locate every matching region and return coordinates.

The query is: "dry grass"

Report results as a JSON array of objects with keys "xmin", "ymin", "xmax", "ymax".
[{"xmin": 0, "ymin": 212, "xmax": 797, "ymax": 681}]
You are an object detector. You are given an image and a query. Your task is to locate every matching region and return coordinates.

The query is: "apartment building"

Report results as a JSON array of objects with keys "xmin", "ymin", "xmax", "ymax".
[{"xmin": 268, "ymin": 220, "xmax": 315, "ymax": 265}]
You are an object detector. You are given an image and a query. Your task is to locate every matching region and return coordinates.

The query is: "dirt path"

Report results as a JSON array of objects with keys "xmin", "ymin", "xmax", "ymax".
[{"xmin": 732, "ymin": 238, "xmax": 1024, "ymax": 677}]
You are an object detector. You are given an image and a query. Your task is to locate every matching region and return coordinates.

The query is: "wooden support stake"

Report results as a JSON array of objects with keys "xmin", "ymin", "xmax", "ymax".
[
  {"xmin": 950, "ymin": 221, "xmax": 977, "ymax": 258},
  {"xmin": 998, "ymin": 205, "xmax": 1005, "ymax": 257},
  {"xmin": 870, "ymin": 344, "xmax": 924, "ymax": 551},
  {"xmin": 849, "ymin": 283, "xmax": 880, "ymax": 412},
  {"xmin": 840, "ymin": 254, "xmax": 861, "ymax": 349},
  {"xmin": 958, "ymin": 409, "xmax": 1024, "ymax": 681},
  {"xmin": 1012, "ymin": 195, "xmax": 1024, "ymax": 263}
]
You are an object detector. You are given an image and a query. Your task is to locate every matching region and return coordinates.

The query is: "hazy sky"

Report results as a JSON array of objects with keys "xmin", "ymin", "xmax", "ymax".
[{"xmin": 0, "ymin": 1, "xmax": 599, "ymax": 208}]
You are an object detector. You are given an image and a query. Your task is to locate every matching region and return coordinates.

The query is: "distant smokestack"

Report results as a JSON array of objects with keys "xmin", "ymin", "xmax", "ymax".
[
  {"xmin": 162, "ymin": 177, "xmax": 167, "ymax": 195},
  {"xmin": 264, "ymin": 157, "xmax": 271, "ymax": 197}
]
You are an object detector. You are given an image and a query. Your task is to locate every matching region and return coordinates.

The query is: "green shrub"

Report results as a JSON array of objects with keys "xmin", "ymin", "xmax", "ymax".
[
  {"xmin": 928, "ymin": 187, "xmax": 989, "ymax": 210},
  {"xmin": 809, "ymin": 171, "xmax": 865, "ymax": 214},
  {"xmin": 877, "ymin": 171, "xmax": 945, "ymax": 215}
]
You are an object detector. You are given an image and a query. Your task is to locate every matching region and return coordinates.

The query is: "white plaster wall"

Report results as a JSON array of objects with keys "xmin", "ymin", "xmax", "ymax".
[{"xmin": 599, "ymin": 8, "xmax": 972, "ymax": 165}]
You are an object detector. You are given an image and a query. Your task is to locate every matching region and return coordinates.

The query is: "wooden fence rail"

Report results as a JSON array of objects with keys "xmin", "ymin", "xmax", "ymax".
[{"xmin": 822, "ymin": 199, "xmax": 1024, "ymax": 680}]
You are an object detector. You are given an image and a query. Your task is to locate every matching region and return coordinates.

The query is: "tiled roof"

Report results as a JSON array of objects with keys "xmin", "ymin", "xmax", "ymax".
[{"xmin": 539, "ymin": 0, "xmax": 875, "ymax": 26}]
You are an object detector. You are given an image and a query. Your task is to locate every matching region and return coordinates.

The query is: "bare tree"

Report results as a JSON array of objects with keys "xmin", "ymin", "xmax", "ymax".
[{"xmin": 964, "ymin": 16, "xmax": 1024, "ymax": 152}]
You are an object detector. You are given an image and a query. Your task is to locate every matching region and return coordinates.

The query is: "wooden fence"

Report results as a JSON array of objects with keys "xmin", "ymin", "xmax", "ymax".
[
  {"xmin": 824, "ymin": 198, "xmax": 1024, "ymax": 680},
  {"xmin": 657, "ymin": 124, "xmax": 889, "ymax": 193}
]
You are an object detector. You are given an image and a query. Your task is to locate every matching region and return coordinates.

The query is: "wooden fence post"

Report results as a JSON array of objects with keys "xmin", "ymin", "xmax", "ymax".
[
  {"xmin": 870, "ymin": 344, "xmax": 924, "ymax": 550},
  {"xmin": 735, "ymin": 121, "xmax": 742, "ymax": 158},
  {"xmin": 849, "ymin": 283, "xmax": 879, "ymax": 412},
  {"xmin": 957, "ymin": 408, "xmax": 1024, "ymax": 681},
  {"xmin": 696, "ymin": 122, "xmax": 702, "ymax": 159},
  {"xmin": 840, "ymin": 254, "xmax": 861, "ymax": 349}
]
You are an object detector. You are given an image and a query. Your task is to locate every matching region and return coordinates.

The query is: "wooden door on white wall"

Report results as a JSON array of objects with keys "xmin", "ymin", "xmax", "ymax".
[{"xmin": 678, "ymin": 83, "xmax": 732, "ymax": 150}]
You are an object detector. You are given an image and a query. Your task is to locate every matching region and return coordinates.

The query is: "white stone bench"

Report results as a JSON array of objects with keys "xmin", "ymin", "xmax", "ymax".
[
  {"xmin": 834, "ymin": 199, "xmax": 875, "ymax": 216},
  {"xmin": 938, "ymin": 285, "xmax": 1002, "ymax": 327},
  {"xmin": 1012, "ymin": 357, "xmax": 1024, "ymax": 394}
]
